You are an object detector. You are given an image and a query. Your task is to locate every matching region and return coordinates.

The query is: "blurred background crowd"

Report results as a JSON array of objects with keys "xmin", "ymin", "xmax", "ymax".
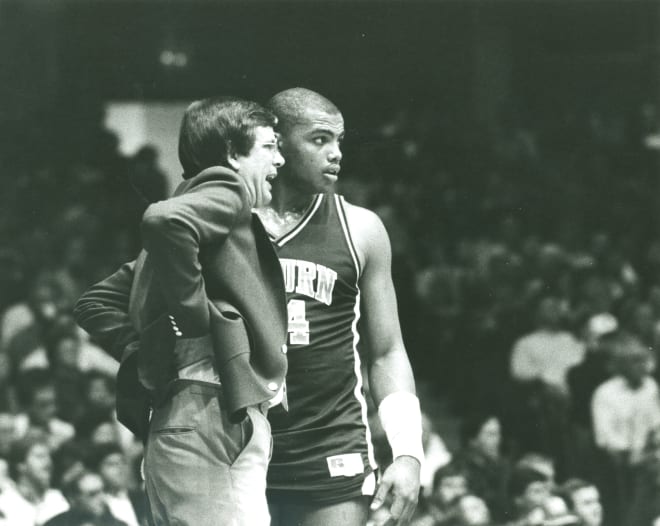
[{"xmin": 2, "ymin": 1, "xmax": 660, "ymax": 525}]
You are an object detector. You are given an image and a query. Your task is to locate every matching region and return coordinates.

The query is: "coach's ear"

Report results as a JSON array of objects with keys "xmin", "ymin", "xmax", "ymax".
[{"xmin": 227, "ymin": 142, "xmax": 240, "ymax": 171}]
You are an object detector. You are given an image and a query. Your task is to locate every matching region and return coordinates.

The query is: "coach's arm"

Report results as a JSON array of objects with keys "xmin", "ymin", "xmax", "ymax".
[{"xmin": 74, "ymin": 261, "xmax": 138, "ymax": 361}]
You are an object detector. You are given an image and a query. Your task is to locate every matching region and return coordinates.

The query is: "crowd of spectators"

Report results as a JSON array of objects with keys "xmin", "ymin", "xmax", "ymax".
[
  {"xmin": 1, "ymin": 95, "xmax": 660, "ymax": 524},
  {"xmin": 355, "ymin": 100, "xmax": 660, "ymax": 525},
  {"xmin": 0, "ymin": 98, "xmax": 163, "ymax": 525}
]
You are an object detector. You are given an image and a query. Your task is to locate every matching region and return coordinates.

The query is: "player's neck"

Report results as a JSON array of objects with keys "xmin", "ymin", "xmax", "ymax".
[
  {"xmin": 257, "ymin": 186, "xmax": 317, "ymax": 238},
  {"xmin": 269, "ymin": 184, "xmax": 316, "ymax": 215}
]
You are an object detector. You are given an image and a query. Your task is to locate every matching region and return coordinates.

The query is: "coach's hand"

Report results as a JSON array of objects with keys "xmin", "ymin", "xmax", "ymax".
[{"xmin": 370, "ymin": 455, "xmax": 420, "ymax": 525}]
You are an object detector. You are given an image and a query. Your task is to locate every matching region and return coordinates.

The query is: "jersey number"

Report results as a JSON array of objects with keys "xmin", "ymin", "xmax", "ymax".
[{"xmin": 287, "ymin": 299, "xmax": 310, "ymax": 345}]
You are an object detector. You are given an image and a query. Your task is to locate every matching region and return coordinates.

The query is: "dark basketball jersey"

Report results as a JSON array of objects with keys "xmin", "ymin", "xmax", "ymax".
[{"xmin": 266, "ymin": 193, "xmax": 377, "ymax": 498}]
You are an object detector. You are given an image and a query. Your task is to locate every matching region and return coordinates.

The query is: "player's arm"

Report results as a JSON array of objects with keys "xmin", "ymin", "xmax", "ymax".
[
  {"xmin": 347, "ymin": 204, "xmax": 422, "ymax": 525},
  {"xmin": 73, "ymin": 261, "xmax": 138, "ymax": 361},
  {"xmin": 354, "ymin": 209, "xmax": 416, "ymax": 400}
]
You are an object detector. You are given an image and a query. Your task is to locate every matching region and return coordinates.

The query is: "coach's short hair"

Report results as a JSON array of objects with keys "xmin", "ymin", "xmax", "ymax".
[{"xmin": 178, "ymin": 96, "xmax": 277, "ymax": 179}]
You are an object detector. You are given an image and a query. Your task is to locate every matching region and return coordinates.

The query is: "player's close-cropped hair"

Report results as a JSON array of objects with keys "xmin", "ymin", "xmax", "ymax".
[
  {"xmin": 178, "ymin": 96, "xmax": 277, "ymax": 179},
  {"xmin": 266, "ymin": 87, "xmax": 340, "ymax": 132}
]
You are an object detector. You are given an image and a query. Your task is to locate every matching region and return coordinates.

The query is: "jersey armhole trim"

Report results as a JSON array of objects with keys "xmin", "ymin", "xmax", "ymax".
[
  {"xmin": 275, "ymin": 194, "xmax": 324, "ymax": 247},
  {"xmin": 335, "ymin": 195, "xmax": 362, "ymax": 278}
]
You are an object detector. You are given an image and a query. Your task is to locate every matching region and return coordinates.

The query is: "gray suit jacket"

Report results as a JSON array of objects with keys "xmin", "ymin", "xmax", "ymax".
[{"xmin": 75, "ymin": 166, "xmax": 288, "ymax": 438}]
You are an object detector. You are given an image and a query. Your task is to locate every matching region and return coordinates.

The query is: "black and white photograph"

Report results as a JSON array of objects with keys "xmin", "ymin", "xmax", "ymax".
[{"xmin": 1, "ymin": 1, "xmax": 659, "ymax": 525}]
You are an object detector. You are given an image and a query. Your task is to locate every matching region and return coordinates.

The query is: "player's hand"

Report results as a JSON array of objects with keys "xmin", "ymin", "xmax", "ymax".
[{"xmin": 370, "ymin": 455, "xmax": 420, "ymax": 525}]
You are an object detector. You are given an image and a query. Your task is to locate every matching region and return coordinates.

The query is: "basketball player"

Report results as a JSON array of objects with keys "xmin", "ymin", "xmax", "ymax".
[{"xmin": 259, "ymin": 88, "xmax": 423, "ymax": 526}]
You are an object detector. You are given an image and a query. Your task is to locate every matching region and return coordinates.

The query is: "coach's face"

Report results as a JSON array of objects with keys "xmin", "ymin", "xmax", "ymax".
[
  {"xmin": 278, "ymin": 108, "xmax": 344, "ymax": 194},
  {"xmin": 233, "ymin": 126, "xmax": 284, "ymax": 208}
]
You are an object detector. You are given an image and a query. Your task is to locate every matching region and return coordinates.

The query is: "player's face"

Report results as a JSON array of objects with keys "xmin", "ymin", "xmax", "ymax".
[
  {"xmin": 278, "ymin": 109, "xmax": 344, "ymax": 194},
  {"xmin": 235, "ymin": 126, "xmax": 284, "ymax": 208}
]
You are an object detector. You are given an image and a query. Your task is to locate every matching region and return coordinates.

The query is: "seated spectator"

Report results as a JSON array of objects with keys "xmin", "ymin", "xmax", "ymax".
[
  {"xmin": 453, "ymin": 413, "xmax": 510, "ymax": 522},
  {"xmin": 624, "ymin": 301, "xmax": 659, "ymax": 356},
  {"xmin": 14, "ymin": 369, "xmax": 75, "ymax": 451},
  {"xmin": 44, "ymin": 317, "xmax": 87, "ymax": 424},
  {"xmin": 50, "ymin": 439, "xmax": 89, "ymax": 492},
  {"xmin": 575, "ymin": 274, "xmax": 618, "ymax": 342},
  {"xmin": 454, "ymin": 494, "xmax": 492, "ymax": 526},
  {"xmin": 0, "ymin": 343, "xmax": 11, "ymax": 414},
  {"xmin": 510, "ymin": 297, "xmax": 585, "ymax": 474},
  {"xmin": 515, "ymin": 453, "xmax": 556, "ymax": 488},
  {"xmin": 511, "ymin": 296, "xmax": 585, "ymax": 398},
  {"xmin": 591, "ymin": 332, "xmax": 660, "ymax": 524},
  {"xmin": 558, "ymin": 479, "xmax": 603, "ymax": 526},
  {"xmin": 75, "ymin": 330, "xmax": 119, "ymax": 378},
  {"xmin": 581, "ymin": 313, "xmax": 618, "ymax": 353},
  {"xmin": 591, "ymin": 333, "xmax": 660, "ymax": 462},
  {"xmin": 568, "ymin": 330, "xmax": 622, "ymax": 480},
  {"xmin": 409, "ymin": 493, "xmax": 493, "ymax": 526},
  {"xmin": 0, "ymin": 292, "xmax": 37, "ymax": 354},
  {"xmin": 627, "ymin": 426, "xmax": 660, "ymax": 526},
  {"xmin": 86, "ymin": 443, "xmax": 147, "ymax": 526},
  {"xmin": 420, "ymin": 412, "xmax": 452, "ymax": 498},
  {"xmin": 0, "ymin": 414, "xmax": 15, "ymax": 458},
  {"xmin": 44, "ymin": 466, "xmax": 127, "ymax": 526},
  {"xmin": 427, "ymin": 463, "xmax": 470, "ymax": 525},
  {"xmin": 505, "ymin": 465, "xmax": 554, "ymax": 525},
  {"xmin": 46, "ymin": 315, "xmax": 118, "ymax": 378},
  {"xmin": 0, "ymin": 249, "xmax": 26, "ymax": 318},
  {"xmin": 76, "ymin": 414, "xmax": 123, "ymax": 447},
  {"xmin": 568, "ymin": 329, "xmax": 616, "ymax": 432},
  {"xmin": 2, "ymin": 436, "xmax": 69, "ymax": 525},
  {"xmin": 2, "ymin": 271, "xmax": 71, "ymax": 373},
  {"xmin": 76, "ymin": 373, "xmax": 137, "ymax": 459},
  {"xmin": 80, "ymin": 373, "xmax": 117, "ymax": 423}
]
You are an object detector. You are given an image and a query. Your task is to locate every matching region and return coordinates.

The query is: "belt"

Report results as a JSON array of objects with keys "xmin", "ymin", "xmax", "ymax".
[{"xmin": 163, "ymin": 378, "xmax": 269, "ymax": 416}]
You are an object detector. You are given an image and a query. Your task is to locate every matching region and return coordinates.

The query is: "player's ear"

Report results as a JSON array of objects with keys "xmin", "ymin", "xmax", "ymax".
[{"xmin": 227, "ymin": 142, "xmax": 240, "ymax": 171}]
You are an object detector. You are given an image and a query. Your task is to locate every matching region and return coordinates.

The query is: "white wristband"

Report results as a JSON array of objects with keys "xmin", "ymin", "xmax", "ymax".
[{"xmin": 377, "ymin": 391, "xmax": 424, "ymax": 465}]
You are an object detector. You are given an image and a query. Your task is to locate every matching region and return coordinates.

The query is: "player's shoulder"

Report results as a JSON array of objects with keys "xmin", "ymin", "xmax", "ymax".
[
  {"xmin": 340, "ymin": 198, "xmax": 385, "ymax": 231},
  {"xmin": 339, "ymin": 197, "xmax": 390, "ymax": 257}
]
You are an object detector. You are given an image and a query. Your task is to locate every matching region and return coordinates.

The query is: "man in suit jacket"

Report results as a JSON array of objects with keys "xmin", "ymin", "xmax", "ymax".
[{"xmin": 74, "ymin": 97, "xmax": 288, "ymax": 526}]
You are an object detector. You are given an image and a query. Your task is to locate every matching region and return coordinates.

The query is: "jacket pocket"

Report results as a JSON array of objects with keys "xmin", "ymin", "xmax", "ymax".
[
  {"xmin": 208, "ymin": 301, "xmax": 253, "ymax": 367},
  {"xmin": 155, "ymin": 426, "xmax": 195, "ymax": 435}
]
